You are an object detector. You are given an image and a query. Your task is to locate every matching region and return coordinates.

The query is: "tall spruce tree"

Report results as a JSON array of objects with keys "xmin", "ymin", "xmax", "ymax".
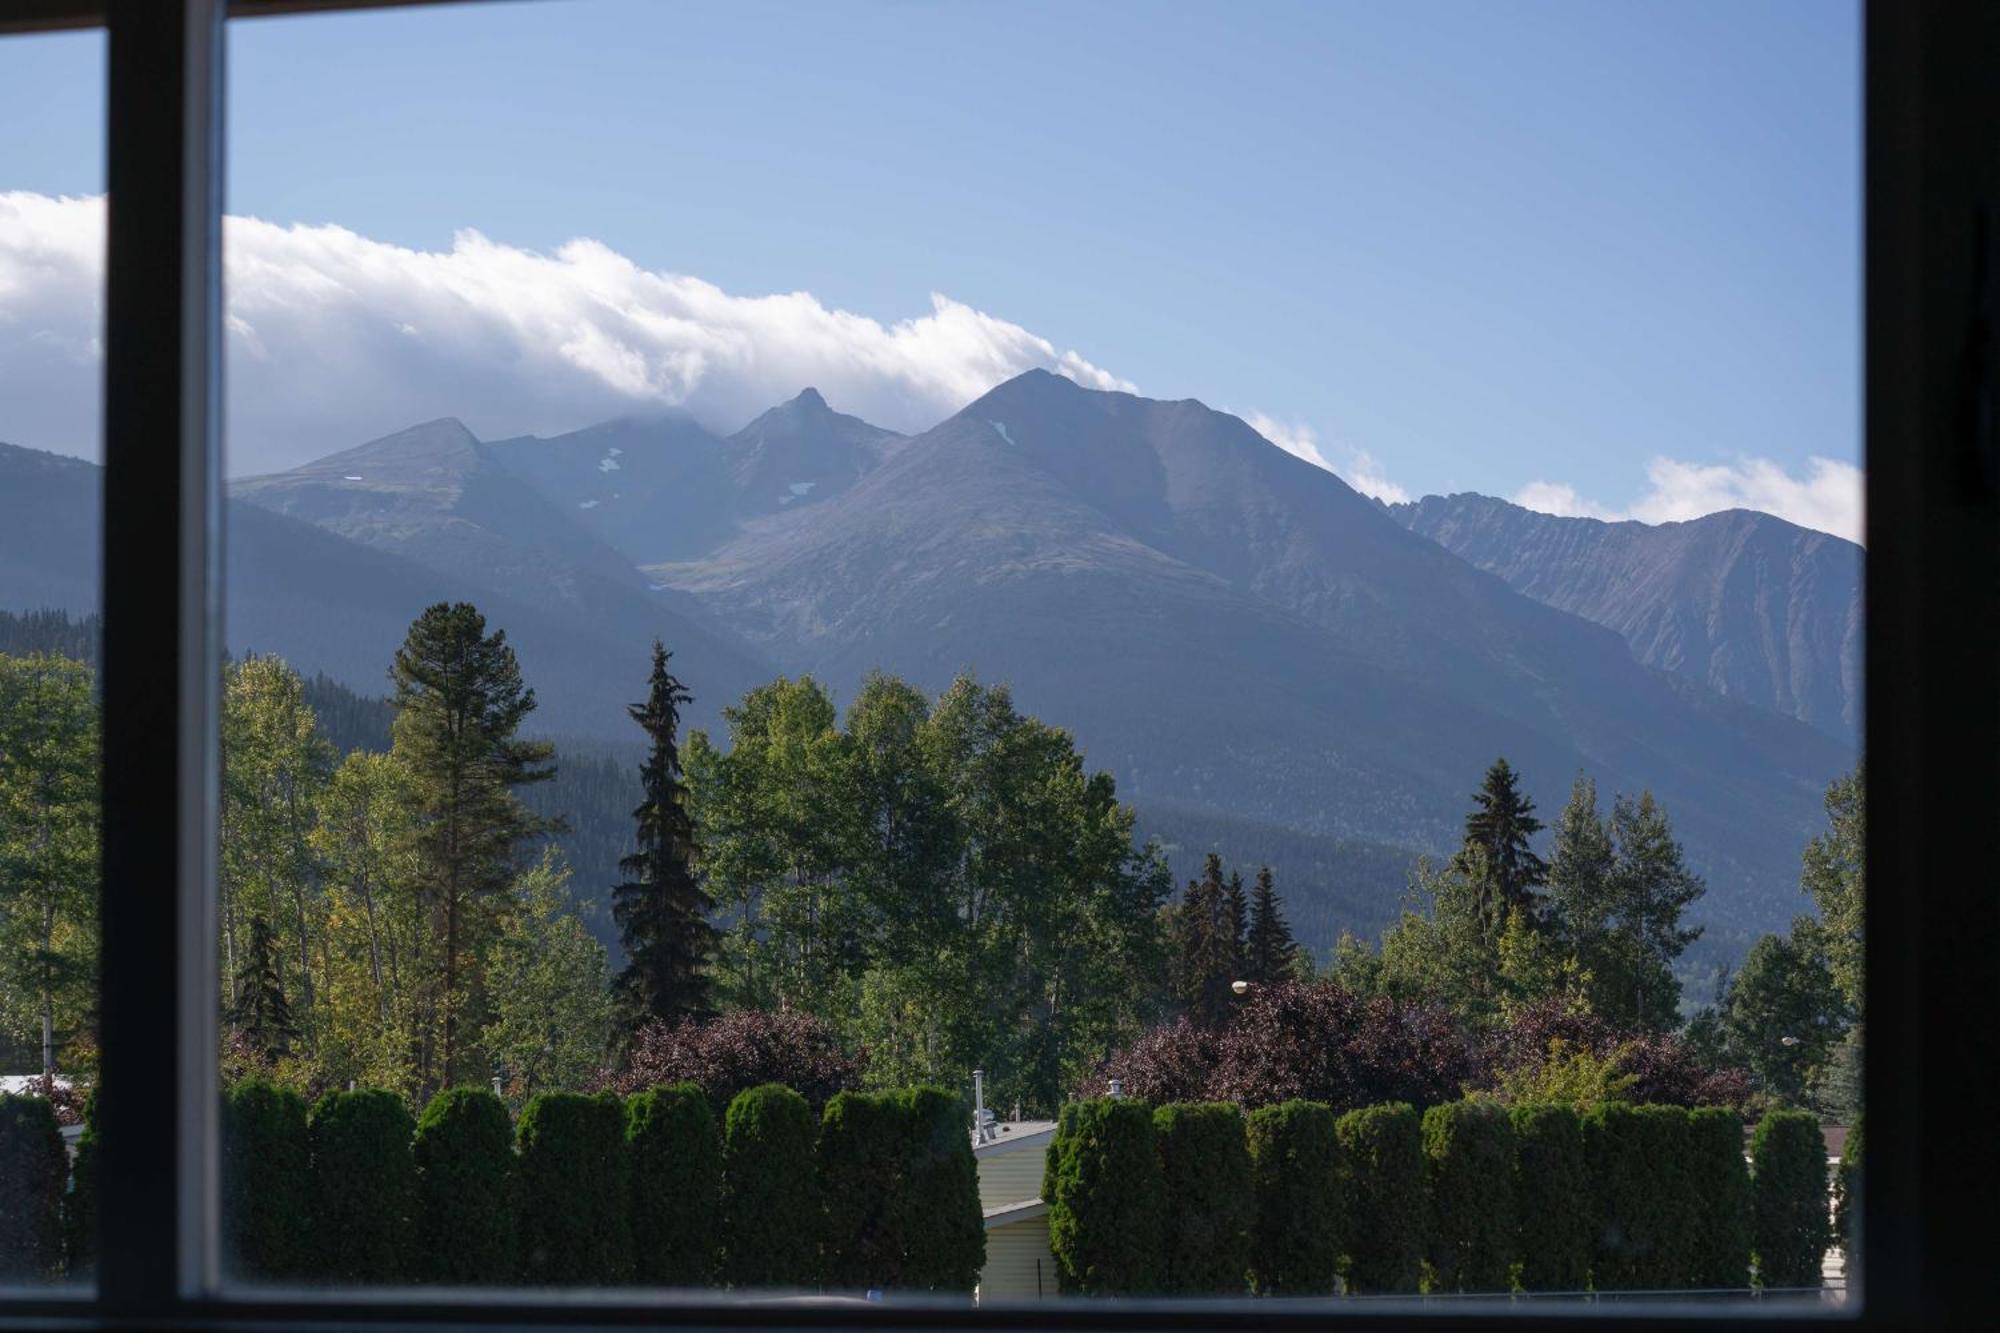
[
  {"xmin": 390, "ymin": 603, "xmax": 555, "ymax": 1093},
  {"xmin": 611, "ymin": 642, "xmax": 717, "ymax": 1039},
  {"xmin": 230, "ymin": 914, "xmax": 297, "ymax": 1060},
  {"xmin": 1224, "ymin": 870, "xmax": 1249, "ymax": 977},
  {"xmin": 1171, "ymin": 853, "xmax": 1237, "ymax": 1025},
  {"xmin": 1462, "ymin": 758, "xmax": 1547, "ymax": 928},
  {"xmin": 1244, "ymin": 865, "xmax": 1299, "ymax": 983}
]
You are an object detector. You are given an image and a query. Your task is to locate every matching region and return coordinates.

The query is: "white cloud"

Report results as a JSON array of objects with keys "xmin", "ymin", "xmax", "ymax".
[
  {"xmin": 1513, "ymin": 455, "xmax": 1864, "ymax": 544},
  {"xmin": 1243, "ymin": 411, "xmax": 1412, "ymax": 504},
  {"xmin": 0, "ymin": 191, "xmax": 1132, "ymax": 473}
]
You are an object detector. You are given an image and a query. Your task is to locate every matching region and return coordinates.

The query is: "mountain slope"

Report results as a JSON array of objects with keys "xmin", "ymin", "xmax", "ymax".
[
  {"xmin": 1390, "ymin": 493, "xmax": 1863, "ymax": 742},
  {"xmin": 650, "ymin": 371, "xmax": 1853, "ymax": 938}
]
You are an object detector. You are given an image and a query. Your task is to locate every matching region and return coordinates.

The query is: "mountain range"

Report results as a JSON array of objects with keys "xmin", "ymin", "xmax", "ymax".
[{"xmin": 0, "ymin": 373, "xmax": 1860, "ymax": 961}]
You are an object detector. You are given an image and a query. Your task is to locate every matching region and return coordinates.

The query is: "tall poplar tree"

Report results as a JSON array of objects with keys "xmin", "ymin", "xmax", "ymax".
[
  {"xmin": 611, "ymin": 642, "xmax": 716, "ymax": 1040},
  {"xmin": 1462, "ymin": 757, "xmax": 1547, "ymax": 927},
  {"xmin": 389, "ymin": 603, "xmax": 554, "ymax": 1093}
]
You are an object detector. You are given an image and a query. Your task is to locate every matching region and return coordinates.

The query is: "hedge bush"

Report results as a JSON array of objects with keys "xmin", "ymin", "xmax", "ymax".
[
  {"xmin": 1833, "ymin": 1115, "xmax": 1861, "ymax": 1280},
  {"xmin": 1686, "ymin": 1107, "xmax": 1750, "ymax": 1288},
  {"xmin": 1043, "ymin": 1096, "xmax": 1166, "ymax": 1295},
  {"xmin": 64, "ymin": 1088, "xmax": 99, "ymax": 1279},
  {"xmin": 1752, "ymin": 1109, "xmax": 1829, "ymax": 1288},
  {"xmin": 1153, "ymin": 1102, "xmax": 1253, "ymax": 1295},
  {"xmin": 818, "ymin": 1090, "xmax": 905, "ymax": 1290},
  {"xmin": 1509, "ymin": 1103, "xmax": 1591, "ymax": 1291},
  {"xmin": 1632, "ymin": 1104, "xmax": 1698, "ymax": 1288},
  {"xmin": 719, "ymin": 1083, "xmax": 819, "ymax": 1288},
  {"xmin": 308, "ymin": 1088, "xmax": 417, "ymax": 1283},
  {"xmin": 1245, "ymin": 1100, "xmax": 1341, "ymax": 1295},
  {"xmin": 516, "ymin": 1091, "xmax": 631, "ymax": 1285},
  {"xmin": 1422, "ymin": 1099, "xmax": 1516, "ymax": 1293},
  {"xmin": 1334, "ymin": 1102, "xmax": 1423, "ymax": 1294},
  {"xmin": 1583, "ymin": 1101, "xmax": 1652, "ymax": 1290},
  {"xmin": 221, "ymin": 1080, "xmax": 311, "ymax": 1282},
  {"xmin": 894, "ymin": 1086, "xmax": 983, "ymax": 1294},
  {"xmin": 626, "ymin": 1082, "xmax": 720, "ymax": 1288},
  {"xmin": 0, "ymin": 1094, "xmax": 66, "ymax": 1282},
  {"xmin": 412, "ymin": 1087, "xmax": 516, "ymax": 1284}
]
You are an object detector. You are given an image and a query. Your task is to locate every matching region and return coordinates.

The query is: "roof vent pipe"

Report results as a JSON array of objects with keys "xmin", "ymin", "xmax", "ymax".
[
  {"xmin": 972, "ymin": 1068, "xmax": 997, "ymax": 1144},
  {"xmin": 1108, "ymin": 1077, "xmax": 1123, "ymax": 1099}
]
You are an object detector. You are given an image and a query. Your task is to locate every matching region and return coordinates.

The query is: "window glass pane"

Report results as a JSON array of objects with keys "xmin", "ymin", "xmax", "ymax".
[
  {"xmin": 0, "ymin": 24, "xmax": 107, "ymax": 1294},
  {"xmin": 213, "ymin": 0, "xmax": 1861, "ymax": 1307}
]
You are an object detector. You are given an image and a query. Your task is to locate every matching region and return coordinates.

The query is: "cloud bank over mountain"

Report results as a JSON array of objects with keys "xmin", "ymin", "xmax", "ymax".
[
  {"xmin": 1514, "ymin": 454, "xmax": 1864, "ymax": 545},
  {"xmin": 0, "ymin": 191, "xmax": 1131, "ymax": 474}
]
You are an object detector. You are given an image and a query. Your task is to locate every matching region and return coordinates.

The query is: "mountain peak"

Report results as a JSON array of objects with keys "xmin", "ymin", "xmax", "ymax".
[{"xmin": 793, "ymin": 386, "xmax": 828, "ymax": 409}]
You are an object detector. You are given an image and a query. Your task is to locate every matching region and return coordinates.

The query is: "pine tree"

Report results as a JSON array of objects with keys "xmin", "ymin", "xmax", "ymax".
[
  {"xmin": 611, "ymin": 642, "xmax": 717, "ymax": 1040},
  {"xmin": 1244, "ymin": 866, "xmax": 1299, "ymax": 984},
  {"xmin": 1170, "ymin": 853, "xmax": 1236, "ymax": 1025},
  {"xmin": 230, "ymin": 915, "xmax": 297, "ymax": 1059},
  {"xmin": 389, "ymin": 603, "xmax": 555, "ymax": 1093},
  {"xmin": 1462, "ymin": 758, "xmax": 1547, "ymax": 928},
  {"xmin": 1224, "ymin": 869, "xmax": 1248, "ymax": 978}
]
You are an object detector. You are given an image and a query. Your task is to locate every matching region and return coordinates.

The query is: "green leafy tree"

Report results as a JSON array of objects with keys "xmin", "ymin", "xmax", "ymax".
[
  {"xmin": 626, "ymin": 1082, "xmax": 721, "ymax": 1288},
  {"xmin": 1043, "ymin": 1096, "xmax": 1166, "ymax": 1295},
  {"xmin": 0, "ymin": 653, "xmax": 98, "ymax": 1077},
  {"xmin": 390, "ymin": 603, "xmax": 555, "ymax": 1093},
  {"xmin": 1244, "ymin": 866, "xmax": 1300, "ymax": 984},
  {"xmin": 611, "ymin": 642, "xmax": 716, "ymax": 1041},
  {"xmin": 719, "ymin": 1083, "xmax": 819, "ymax": 1288},
  {"xmin": 1715, "ymin": 932, "xmax": 1845, "ymax": 1105},
  {"xmin": 1245, "ymin": 1099, "xmax": 1341, "ymax": 1295},
  {"xmin": 1462, "ymin": 757, "xmax": 1547, "ymax": 926},
  {"xmin": 1795, "ymin": 767, "xmax": 1863, "ymax": 1015},
  {"xmin": 482, "ymin": 851, "xmax": 612, "ymax": 1099},
  {"xmin": 1153, "ymin": 1102, "xmax": 1253, "ymax": 1295},
  {"xmin": 413, "ymin": 1086, "xmax": 517, "ymax": 1284}
]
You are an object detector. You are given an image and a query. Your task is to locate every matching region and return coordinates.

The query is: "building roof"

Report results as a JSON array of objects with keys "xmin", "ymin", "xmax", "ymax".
[
  {"xmin": 982, "ymin": 1199, "xmax": 1049, "ymax": 1229},
  {"xmin": 971, "ymin": 1119, "xmax": 1058, "ymax": 1155}
]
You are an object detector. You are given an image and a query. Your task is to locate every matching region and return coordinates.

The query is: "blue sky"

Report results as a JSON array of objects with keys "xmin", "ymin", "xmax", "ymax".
[{"xmin": 1, "ymin": 0, "xmax": 1861, "ymax": 536}]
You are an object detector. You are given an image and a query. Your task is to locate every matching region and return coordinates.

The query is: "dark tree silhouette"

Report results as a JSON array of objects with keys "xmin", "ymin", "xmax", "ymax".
[
  {"xmin": 1244, "ymin": 866, "xmax": 1299, "ymax": 983},
  {"xmin": 1462, "ymin": 757, "xmax": 1548, "ymax": 928},
  {"xmin": 230, "ymin": 915, "xmax": 296, "ymax": 1059},
  {"xmin": 611, "ymin": 642, "xmax": 717, "ymax": 1040}
]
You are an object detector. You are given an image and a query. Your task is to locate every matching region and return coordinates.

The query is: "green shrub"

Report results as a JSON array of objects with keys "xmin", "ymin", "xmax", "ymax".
[
  {"xmin": 1583, "ymin": 1101, "xmax": 1650, "ymax": 1290},
  {"xmin": 626, "ymin": 1082, "xmax": 720, "ymax": 1288},
  {"xmin": 64, "ymin": 1089, "xmax": 98, "ymax": 1280},
  {"xmin": 1509, "ymin": 1103, "xmax": 1591, "ymax": 1291},
  {"xmin": 1245, "ymin": 1100, "xmax": 1340, "ymax": 1295},
  {"xmin": 1833, "ymin": 1115, "xmax": 1862, "ymax": 1280},
  {"xmin": 1153, "ymin": 1102, "xmax": 1253, "ymax": 1295},
  {"xmin": 413, "ymin": 1087, "xmax": 516, "ymax": 1284},
  {"xmin": 1043, "ymin": 1097, "xmax": 1165, "ymax": 1296},
  {"xmin": 516, "ymin": 1091, "xmax": 631, "ymax": 1285},
  {"xmin": 719, "ymin": 1083, "xmax": 818, "ymax": 1288},
  {"xmin": 893, "ymin": 1087, "xmax": 983, "ymax": 1295},
  {"xmin": 1686, "ymin": 1107, "xmax": 1750, "ymax": 1288},
  {"xmin": 308, "ymin": 1088, "xmax": 417, "ymax": 1283},
  {"xmin": 1335, "ymin": 1102, "xmax": 1423, "ymax": 1294},
  {"xmin": 1422, "ymin": 1100, "xmax": 1516, "ymax": 1293},
  {"xmin": 1751, "ymin": 1109, "xmax": 1829, "ymax": 1288},
  {"xmin": 0, "ymin": 1094, "xmax": 66, "ymax": 1282},
  {"xmin": 1633, "ymin": 1104, "xmax": 1697, "ymax": 1288},
  {"xmin": 818, "ymin": 1090, "xmax": 905, "ymax": 1290},
  {"xmin": 221, "ymin": 1080, "xmax": 311, "ymax": 1282}
]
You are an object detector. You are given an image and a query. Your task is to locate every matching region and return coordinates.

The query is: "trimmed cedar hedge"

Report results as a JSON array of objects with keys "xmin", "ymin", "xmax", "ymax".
[
  {"xmin": 1335, "ymin": 1103, "xmax": 1423, "ymax": 1294},
  {"xmin": 308, "ymin": 1088, "xmax": 418, "ymax": 1284},
  {"xmin": 1686, "ymin": 1107, "xmax": 1751, "ymax": 1289},
  {"xmin": 719, "ymin": 1083, "xmax": 819, "ymax": 1288},
  {"xmin": 517, "ymin": 1092, "xmax": 632, "ymax": 1285},
  {"xmin": 413, "ymin": 1087, "xmax": 517, "ymax": 1284},
  {"xmin": 1752, "ymin": 1109, "xmax": 1830, "ymax": 1288},
  {"xmin": 1422, "ymin": 1099, "xmax": 1516, "ymax": 1293},
  {"xmin": 1044, "ymin": 1096, "xmax": 1166, "ymax": 1295},
  {"xmin": 894, "ymin": 1086, "xmax": 984, "ymax": 1294},
  {"xmin": 0, "ymin": 1093, "xmax": 67, "ymax": 1282},
  {"xmin": 1153, "ymin": 1102, "xmax": 1254, "ymax": 1295},
  {"xmin": 1245, "ymin": 1100, "xmax": 1341, "ymax": 1296},
  {"xmin": 221, "ymin": 1080, "xmax": 311, "ymax": 1282},
  {"xmin": 818, "ymin": 1090, "xmax": 906, "ymax": 1290},
  {"xmin": 1509, "ymin": 1102, "xmax": 1591, "ymax": 1291},
  {"xmin": 1834, "ymin": 1115, "xmax": 1862, "ymax": 1280},
  {"xmin": 1584, "ymin": 1100, "xmax": 1653, "ymax": 1290},
  {"xmin": 1634, "ymin": 1104, "xmax": 1698, "ymax": 1288},
  {"xmin": 64, "ymin": 1088, "xmax": 99, "ymax": 1279},
  {"xmin": 626, "ymin": 1082, "xmax": 720, "ymax": 1288}
]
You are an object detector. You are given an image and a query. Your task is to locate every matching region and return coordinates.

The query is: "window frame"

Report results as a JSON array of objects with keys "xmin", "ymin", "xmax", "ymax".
[{"xmin": 1, "ymin": 0, "xmax": 1992, "ymax": 1326}]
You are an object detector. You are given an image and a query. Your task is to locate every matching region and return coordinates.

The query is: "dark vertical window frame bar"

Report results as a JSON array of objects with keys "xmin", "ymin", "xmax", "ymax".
[
  {"xmin": 96, "ymin": 0, "xmax": 227, "ymax": 1315},
  {"xmin": 1863, "ymin": 1, "xmax": 2000, "ymax": 1328}
]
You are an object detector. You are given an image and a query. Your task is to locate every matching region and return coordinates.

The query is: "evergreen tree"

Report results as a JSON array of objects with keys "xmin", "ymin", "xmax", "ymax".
[
  {"xmin": 1795, "ymin": 767, "xmax": 1863, "ymax": 1016},
  {"xmin": 1244, "ymin": 866, "xmax": 1299, "ymax": 984},
  {"xmin": 229, "ymin": 914, "xmax": 297, "ymax": 1059},
  {"xmin": 611, "ymin": 642, "xmax": 717, "ymax": 1039},
  {"xmin": 1462, "ymin": 757, "xmax": 1547, "ymax": 926},
  {"xmin": 1224, "ymin": 870, "xmax": 1249, "ymax": 978},
  {"xmin": 389, "ymin": 603, "xmax": 555, "ymax": 1093},
  {"xmin": 1171, "ymin": 853, "xmax": 1237, "ymax": 1025}
]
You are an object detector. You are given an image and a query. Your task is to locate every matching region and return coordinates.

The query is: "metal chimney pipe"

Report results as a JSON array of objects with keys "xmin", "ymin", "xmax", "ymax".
[{"xmin": 1108, "ymin": 1077, "xmax": 1123, "ymax": 1099}]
